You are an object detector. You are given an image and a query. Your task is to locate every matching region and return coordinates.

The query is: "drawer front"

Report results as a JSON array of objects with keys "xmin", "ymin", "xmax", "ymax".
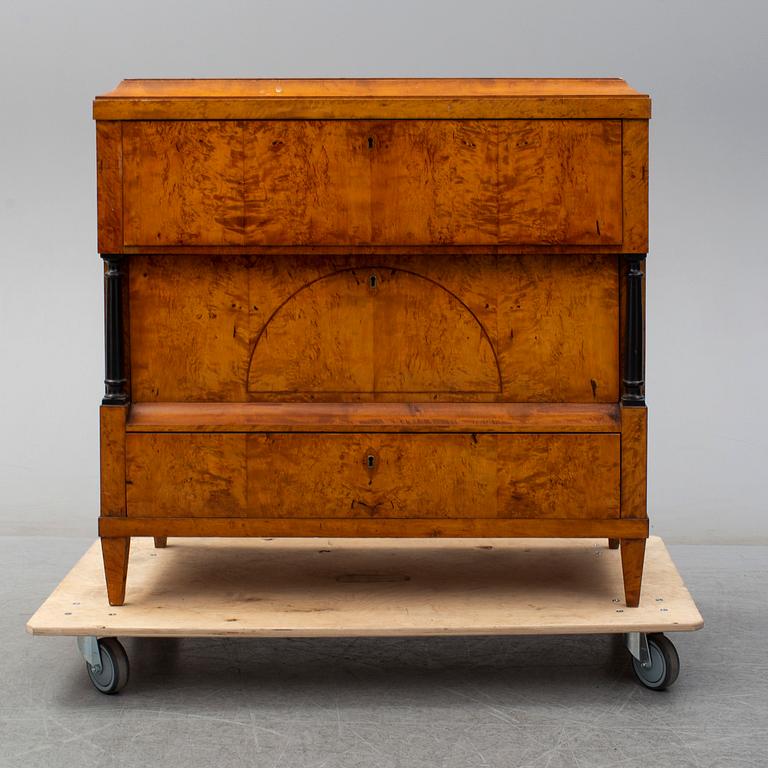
[
  {"xmin": 129, "ymin": 253, "xmax": 619, "ymax": 404},
  {"xmin": 125, "ymin": 433, "xmax": 620, "ymax": 519},
  {"xmin": 120, "ymin": 119, "xmax": 623, "ymax": 247}
]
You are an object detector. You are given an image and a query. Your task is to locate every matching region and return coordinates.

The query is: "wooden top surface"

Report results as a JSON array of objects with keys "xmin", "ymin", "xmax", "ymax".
[
  {"xmin": 93, "ymin": 78, "xmax": 651, "ymax": 120},
  {"xmin": 27, "ymin": 537, "xmax": 701, "ymax": 638}
]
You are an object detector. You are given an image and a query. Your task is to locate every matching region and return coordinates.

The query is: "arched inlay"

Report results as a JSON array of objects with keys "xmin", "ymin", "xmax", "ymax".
[{"xmin": 246, "ymin": 267, "xmax": 502, "ymax": 394}]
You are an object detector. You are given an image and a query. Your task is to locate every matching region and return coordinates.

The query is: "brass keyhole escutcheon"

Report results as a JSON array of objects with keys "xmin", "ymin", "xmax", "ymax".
[{"xmin": 367, "ymin": 454, "xmax": 376, "ymax": 469}]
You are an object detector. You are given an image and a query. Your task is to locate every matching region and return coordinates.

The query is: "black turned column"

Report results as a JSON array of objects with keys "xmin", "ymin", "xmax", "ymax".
[
  {"xmin": 102, "ymin": 254, "xmax": 128, "ymax": 405},
  {"xmin": 622, "ymin": 255, "xmax": 646, "ymax": 406}
]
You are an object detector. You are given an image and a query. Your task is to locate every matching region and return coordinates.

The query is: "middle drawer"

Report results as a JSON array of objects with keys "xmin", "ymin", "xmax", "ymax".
[{"xmin": 125, "ymin": 432, "xmax": 620, "ymax": 520}]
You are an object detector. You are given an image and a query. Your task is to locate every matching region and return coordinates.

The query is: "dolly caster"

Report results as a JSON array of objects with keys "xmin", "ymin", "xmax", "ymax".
[
  {"xmin": 625, "ymin": 631, "xmax": 679, "ymax": 690},
  {"xmin": 78, "ymin": 636, "xmax": 130, "ymax": 694}
]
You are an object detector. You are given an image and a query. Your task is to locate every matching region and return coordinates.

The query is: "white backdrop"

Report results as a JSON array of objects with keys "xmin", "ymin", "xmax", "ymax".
[{"xmin": 1, "ymin": 0, "xmax": 766, "ymax": 542}]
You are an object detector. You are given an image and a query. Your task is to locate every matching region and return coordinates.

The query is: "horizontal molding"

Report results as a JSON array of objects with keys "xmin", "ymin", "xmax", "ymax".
[
  {"xmin": 94, "ymin": 97, "xmax": 651, "ymax": 121},
  {"xmin": 126, "ymin": 402, "xmax": 622, "ymax": 434},
  {"xmin": 100, "ymin": 517, "xmax": 649, "ymax": 539}
]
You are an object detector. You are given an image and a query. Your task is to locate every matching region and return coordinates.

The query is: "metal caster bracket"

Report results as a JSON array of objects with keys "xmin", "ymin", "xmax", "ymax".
[
  {"xmin": 77, "ymin": 635, "xmax": 102, "ymax": 674},
  {"xmin": 624, "ymin": 631, "xmax": 651, "ymax": 668}
]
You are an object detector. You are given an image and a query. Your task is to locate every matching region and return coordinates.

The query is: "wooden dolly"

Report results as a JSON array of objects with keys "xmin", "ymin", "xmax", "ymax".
[{"xmin": 27, "ymin": 536, "xmax": 702, "ymax": 694}]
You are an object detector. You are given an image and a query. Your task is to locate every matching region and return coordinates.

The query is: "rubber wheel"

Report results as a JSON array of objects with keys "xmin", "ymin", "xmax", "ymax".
[
  {"xmin": 632, "ymin": 633, "xmax": 679, "ymax": 690},
  {"xmin": 86, "ymin": 637, "xmax": 130, "ymax": 694}
]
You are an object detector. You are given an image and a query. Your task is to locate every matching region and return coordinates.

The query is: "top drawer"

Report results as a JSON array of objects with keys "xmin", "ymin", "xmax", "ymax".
[{"xmin": 97, "ymin": 119, "xmax": 647, "ymax": 251}]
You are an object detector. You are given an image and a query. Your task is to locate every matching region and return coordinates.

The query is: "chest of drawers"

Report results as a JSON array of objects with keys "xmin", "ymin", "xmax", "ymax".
[{"xmin": 94, "ymin": 78, "xmax": 650, "ymax": 607}]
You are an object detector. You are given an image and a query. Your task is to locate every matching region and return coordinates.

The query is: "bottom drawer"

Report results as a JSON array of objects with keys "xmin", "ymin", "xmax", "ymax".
[{"xmin": 125, "ymin": 433, "xmax": 620, "ymax": 520}]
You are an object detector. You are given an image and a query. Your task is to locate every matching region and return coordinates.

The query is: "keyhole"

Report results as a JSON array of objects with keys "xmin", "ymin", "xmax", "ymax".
[
  {"xmin": 369, "ymin": 273, "xmax": 377, "ymax": 289},
  {"xmin": 367, "ymin": 454, "xmax": 376, "ymax": 469},
  {"xmin": 367, "ymin": 136, "xmax": 375, "ymax": 149}
]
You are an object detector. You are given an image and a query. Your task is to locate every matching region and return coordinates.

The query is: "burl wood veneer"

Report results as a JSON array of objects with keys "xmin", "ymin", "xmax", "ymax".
[{"xmin": 95, "ymin": 78, "xmax": 650, "ymax": 607}]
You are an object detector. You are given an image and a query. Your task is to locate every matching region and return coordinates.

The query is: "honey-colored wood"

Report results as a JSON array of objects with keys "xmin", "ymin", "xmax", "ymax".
[
  {"xmin": 497, "ymin": 255, "xmax": 619, "ymax": 402},
  {"xmin": 95, "ymin": 121, "xmax": 122, "ymax": 254},
  {"xmin": 99, "ymin": 405, "xmax": 127, "ymax": 517},
  {"xmin": 622, "ymin": 120, "xmax": 650, "ymax": 253},
  {"xmin": 100, "ymin": 536, "xmax": 130, "ymax": 606},
  {"xmin": 125, "ymin": 434, "xmax": 248, "ymax": 518},
  {"xmin": 497, "ymin": 121, "xmax": 622, "ymax": 245},
  {"xmin": 496, "ymin": 434, "xmax": 620, "ymax": 518},
  {"xmin": 28, "ymin": 537, "xmax": 701, "ymax": 637},
  {"xmin": 93, "ymin": 78, "xmax": 651, "ymax": 120},
  {"xmin": 123, "ymin": 121, "xmax": 245, "ymax": 247},
  {"xmin": 100, "ymin": 516, "xmax": 649, "ymax": 539},
  {"xmin": 620, "ymin": 538, "xmax": 647, "ymax": 607},
  {"xmin": 100, "ymin": 77, "xmax": 647, "ymax": 99},
  {"xmin": 128, "ymin": 254, "xmax": 618, "ymax": 403},
  {"xmin": 621, "ymin": 406, "xmax": 648, "ymax": 519},
  {"xmin": 126, "ymin": 402, "xmax": 621, "ymax": 433},
  {"xmin": 95, "ymin": 78, "xmax": 652, "ymax": 608},
  {"xmin": 246, "ymin": 433, "xmax": 498, "ymax": 519},
  {"xmin": 120, "ymin": 120, "xmax": 622, "ymax": 248},
  {"xmin": 128, "ymin": 254, "xmax": 250, "ymax": 402},
  {"xmin": 123, "ymin": 432, "xmax": 619, "ymax": 520},
  {"xmin": 121, "ymin": 244, "xmax": 643, "ymax": 257},
  {"xmin": 365, "ymin": 121, "xmax": 498, "ymax": 245},
  {"xmin": 244, "ymin": 121, "xmax": 372, "ymax": 246}
]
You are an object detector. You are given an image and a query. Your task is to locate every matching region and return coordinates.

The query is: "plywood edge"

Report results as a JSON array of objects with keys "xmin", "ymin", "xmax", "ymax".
[
  {"xmin": 126, "ymin": 402, "xmax": 622, "ymax": 433},
  {"xmin": 26, "ymin": 537, "xmax": 702, "ymax": 637}
]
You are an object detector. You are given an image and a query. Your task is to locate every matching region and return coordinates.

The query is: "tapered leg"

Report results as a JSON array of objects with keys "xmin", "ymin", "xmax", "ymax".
[
  {"xmin": 620, "ymin": 538, "xmax": 646, "ymax": 607},
  {"xmin": 154, "ymin": 537, "xmax": 168, "ymax": 548},
  {"xmin": 101, "ymin": 536, "xmax": 130, "ymax": 606},
  {"xmin": 608, "ymin": 538, "xmax": 620, "ymax": 549}
]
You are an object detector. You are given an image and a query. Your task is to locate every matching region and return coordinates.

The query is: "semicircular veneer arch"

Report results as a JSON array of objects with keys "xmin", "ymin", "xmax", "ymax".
[{"xmin": 246, "ymin": 267, "xmax": 502, "ymax": 395}]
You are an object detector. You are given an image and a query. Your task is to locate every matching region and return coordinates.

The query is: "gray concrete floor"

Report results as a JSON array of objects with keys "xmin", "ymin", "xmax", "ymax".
[{"xmin": 1, "ymin": 537, "xmax": 766, "ymax": 768}]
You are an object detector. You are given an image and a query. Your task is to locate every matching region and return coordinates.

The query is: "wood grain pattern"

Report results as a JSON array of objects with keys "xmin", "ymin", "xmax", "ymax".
[
  {"xmin": 123, "ymin": 121, "xmax": 245, "ymax": 246},
  {"xmin": 129, "ymin": 255, "xmax": 250, "ymax": 402},
  {"xmin": 497, "ymin": 435, "xmax": 620, "ymax": 519},
  {"xmin": 247, "ymin": 267, "xmax": 501, "ymax": 395},
  {"xmin": 126, "ymin": 402, "xmax": 622, "ymax": 433},
  {"xmin": 128, "ymin": 254, "xmax": 618, "ymax": 403},
  {"xmin": 96, "ymin": 121, "xmax": 122, "ymax": 253},
  {"xmin": 123, "ymin": 432, "xmax": 619, "ymax": 521},
  {"xmin": 30, "ymin": 537, "xmax": 699, "ymax": 640},
  {"xmin": 120, "ymin": 120, "xmax": 623, "ymax": 248},
  {"xmin": 367, "ymin": 121, "xmax": 498, "ymax": 245},
  {"xmin": 247, "ymin": 433, "xmax": 498, "ymax": 519},
  {"xmin": 620, "ymin": 538, "xmax": 647, "ymax": 607},
  {"xmin": 99, "ymin": 405, "xmax": 127, "ymax": 517},
  {"xmin": 498, "ymin": 121, "xmax": 622, "ymax": 245},
  {"xmin": 244, "ymin": 121, "xmax": 371, "ymax": 245},
  {"xmin": 621, "ymin": 406, "xmax": 648, "ymax": 519},
  {"xmin": 101, "ymin": 536, "xmax": 130, "ymax": 606},
  {"xmin": 497, "ymin": 255, "xmax": 619, "ymax": 402},
  {"xmin": 100, "ymin": 516, "xmax": 649, "ymax": 539},
  {"xmin": 101, "ymin": 78, "xmax": 647, "ymax": 98},
  {"xmin": 94, "ymin": 78, "xmax": 651, "ymax": 607},
  {"xmin": 622, "ymin": 120, "xmax": 649, "ymax": 253},
  {"xmin": 126, "ymin": 434, "xmax": 247, "ymax": 517},
  {"xmin": 93, "ymin": 78, "xmax": 650, "ymax": 120}
]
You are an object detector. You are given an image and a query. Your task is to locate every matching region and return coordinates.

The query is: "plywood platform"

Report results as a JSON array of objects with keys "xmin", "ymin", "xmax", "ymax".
[{"xmin": 27, "ymin": 536, "xmax": 702, "ymax": 638}]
